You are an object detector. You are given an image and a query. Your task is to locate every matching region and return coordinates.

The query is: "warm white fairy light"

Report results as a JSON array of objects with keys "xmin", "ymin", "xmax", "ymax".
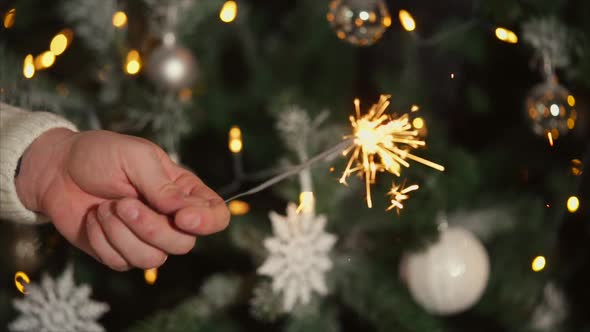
[
  {"xmin": 532, "ymin": 256, "xmax": 546, "ymax": 272},
  {"xmin": 38, "ymin": 51, "xmax": 56, "ymax": 69},
  {"xmin": 228, "ymin": 126, "xmax": 243, "ymax": 153},
  {"xmin": 50, "ymin": 30, "xmax": 72, "ymax": 56},
  {"xmin": 399, "ymin": 10, "xmax": 416, "ymax": 32},
  {"xmin": 144, "ymin": 268, "xmax": 157, "ymax": 285},
  {"xmin": 23, "ymin": 55, "xmax": 35, "ymax": 78},
  {"xmin": 339, "ymin": 95, "xmax": 444, "ymax": 208},
  {"xmin": 566, "ymin": 196, "xmax": 579, "ymax": 213},
  {"xmin": 14, "ymin": 271, "xmax": 30, "ymax": 294},
  {"xmin": 495, "ymin": 27, "xmax": 518, "ymax": 44},
  {"xmin": 297, "ymin": 191, "xmax": 315, "ymax": 214},
  {"xmin": 228, "ymin": 200, "xmax": 250, "ymax": 215},
  {"xmin": 219, "ymin": 0, "xmax": 238, "ymax": 23},
  {"xmin": 125, "ymin": 49, "xmax": 141, "ymax": 75},
  {"xmin": 3, "ymin": 8, "xmax": 16, "ymax": 29},
  {"xmin": 112, "ymin": 11, "xmax": 128, "ymax": 28}
]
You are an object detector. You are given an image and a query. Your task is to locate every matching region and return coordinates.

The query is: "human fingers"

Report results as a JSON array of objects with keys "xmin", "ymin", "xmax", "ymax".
[
  {"xmin": 115, "ymin": 198, "xmax": 196, "ymax": 255},
  {"xmin": 96, "ymin": 201, "xmax": 167, "ymax": 270},
  {"xmin": 122, "ymin": 144, "xmax": 190, "ymax": 214},
  {"xmin": 86, "ymin": 209, "xmax": 132, "ymax": 272},
  {"xmin": 171, "ymin": 170, "xmax": 225, "ymax": 203},
  {"xmin": 173, "ymin": 197, "xmax": 231, "ymax": 235},
  {"xmin": 169, "ymin": 171, "xmax": 231, "ymax": 234}
]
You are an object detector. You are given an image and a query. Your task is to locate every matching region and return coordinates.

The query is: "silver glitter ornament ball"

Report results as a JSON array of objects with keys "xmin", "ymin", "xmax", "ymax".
[
  {"xmin": 327, "ymin": 0, "xmax": 391, "ymax": 46},
  {"xmin": 146, "ymin": 45, "xmax": 198, "ymax": 90},
  {"xmin": 525, "ymin": 77, "xmax": 577, "ymax": 140}
]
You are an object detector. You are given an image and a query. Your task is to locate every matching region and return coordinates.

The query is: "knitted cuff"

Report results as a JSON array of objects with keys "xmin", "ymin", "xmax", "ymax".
[{"xmin": 0, "ymin": 109, "xmax": 78, "ymax": 224}]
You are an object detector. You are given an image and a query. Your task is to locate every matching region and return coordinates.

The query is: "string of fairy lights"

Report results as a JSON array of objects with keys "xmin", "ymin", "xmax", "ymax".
[{"xmin": 2, "ymin": 1, "xmax": 585, "ymax": 294}]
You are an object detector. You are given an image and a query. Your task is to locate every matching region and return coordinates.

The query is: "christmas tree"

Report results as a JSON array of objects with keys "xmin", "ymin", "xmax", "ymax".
[{"xmin": 1, "ymin": 0, "xmax": 589, "ymax": 331}]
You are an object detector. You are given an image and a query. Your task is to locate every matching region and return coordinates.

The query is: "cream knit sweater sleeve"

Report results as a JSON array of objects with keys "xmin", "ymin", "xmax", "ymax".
[{"xmin": 0, "ymin": 102, "xmax": 78, "ymax": 224}]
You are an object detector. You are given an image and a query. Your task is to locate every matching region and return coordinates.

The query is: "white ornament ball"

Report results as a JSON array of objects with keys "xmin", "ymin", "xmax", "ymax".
[
  {"xmin": 146, "ymin": 44, "xmax": 198, "ymax": 90},
  {"xmin": 401, "ymin": 226, "xmax": 490, "ymax": 315}
]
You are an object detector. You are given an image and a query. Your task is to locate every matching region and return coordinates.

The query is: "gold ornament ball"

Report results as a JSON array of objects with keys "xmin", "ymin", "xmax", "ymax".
[
  {"xmin": 525, "ymin": 77, "xmax": 576, "ymax": 140},
  {"xmin": 146, "ymin": 45, "xmax": 198, "ymax": 90},
  {"xmin": 327, "ymin": 0, "xmax": 391, "ymax": 46}
]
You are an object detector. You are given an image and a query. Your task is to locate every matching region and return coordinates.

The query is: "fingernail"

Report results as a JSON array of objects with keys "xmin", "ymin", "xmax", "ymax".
[
  {"xmin": 122, "ymin": 207, "xmax": 139, "ymax": 221},
  {"xmin": 184, "ymin": 196, "xmax": 211, "ymax": 208},
  {"xmin": 186, "ymin": 216, "xmax": 201, "ymax": 230}
]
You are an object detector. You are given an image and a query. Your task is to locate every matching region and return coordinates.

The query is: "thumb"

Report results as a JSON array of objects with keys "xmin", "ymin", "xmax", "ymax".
[{"xmin": 123, "ymin": 147, "xmax": 191, "ymax": 214}]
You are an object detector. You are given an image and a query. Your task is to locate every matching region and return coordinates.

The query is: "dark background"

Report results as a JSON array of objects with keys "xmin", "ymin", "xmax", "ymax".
[{"xmin": 1, "ymin": 0, "xmax": 589, "ymax": 331}]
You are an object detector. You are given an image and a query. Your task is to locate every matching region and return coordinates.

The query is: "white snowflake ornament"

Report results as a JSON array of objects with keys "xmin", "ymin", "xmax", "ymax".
[
  {"xmin": 257, "ymin": 203, "xmax": 337, "ymax": 312},
  {"xmin": 10, "ymin": 265, "xmax": 109, "ymax": 332},
  {"xmin": 531, "ymin": 283, "xmax": 567, "ymax": 331}
]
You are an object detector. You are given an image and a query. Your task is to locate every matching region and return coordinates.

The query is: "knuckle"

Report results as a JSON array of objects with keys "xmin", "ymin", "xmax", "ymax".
[
  {"xmin": 143, "ymin": 226, "xmax": 157, "ymax": 242},
  {"xmin": 117, "ymin": 197, "xmax": 137, "ymax": 214}
]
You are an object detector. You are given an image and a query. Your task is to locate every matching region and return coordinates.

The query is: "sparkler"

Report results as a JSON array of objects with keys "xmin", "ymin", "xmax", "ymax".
[
  {"xmin": 224, "ymin": 95, "xmax": 443, "ymax": 212},
  {"xmin": 386, "ymin": 181, "xmax": 419, "ymax": 213},
  {"xmin": 339, "ymin": 95, "xmax": 444, "ymax": 208}
]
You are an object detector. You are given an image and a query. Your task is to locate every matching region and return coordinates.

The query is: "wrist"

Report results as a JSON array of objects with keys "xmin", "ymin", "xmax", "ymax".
[{"xmin": 15, "ymin": 128, "xmax": 77, "ymax": 215}]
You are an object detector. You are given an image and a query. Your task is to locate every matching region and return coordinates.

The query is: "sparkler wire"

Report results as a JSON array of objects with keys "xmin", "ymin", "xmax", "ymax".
[{"xmin": 224, "ymin": 139, "xmax": 353, "ymax": 203}]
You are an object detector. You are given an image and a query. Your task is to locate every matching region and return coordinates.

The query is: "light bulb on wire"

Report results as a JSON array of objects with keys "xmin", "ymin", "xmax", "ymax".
[
  {"xmin": 567, "ymin": 196, "xmax": 579, "ymax": 213},
  {"xmin": 495, "ymin": 27, "xmax": 518, "ymax": 43},
  {"xmin": 125, "ymin": 49, "xmax": 142, "ymax": 75},
  {"xmin": 3, "ymin": 8, "xmax": 16, "ymax": 29},
  {"xmin": 228, "ymin": 126, "xmax": 243, "ymax": 153},
  {"xmin": 112, "ymin": 11, "xmax": 128, "ymax": 28},
  {"xmin": 23, "ymin": 54, "xmax": 35, "ymax": 78},
  {"xmin": 219, "ymin": 1, "xmax": 238, "ymax": 23},
  {"xmin": 398, "ymin": 10, "xmax": 416, "ymax": 32}
]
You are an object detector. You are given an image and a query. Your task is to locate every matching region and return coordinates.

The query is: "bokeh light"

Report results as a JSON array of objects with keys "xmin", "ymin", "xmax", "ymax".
[{"xmin": 531, "ymin": 256, "xmax": 546, "ymax": 272}]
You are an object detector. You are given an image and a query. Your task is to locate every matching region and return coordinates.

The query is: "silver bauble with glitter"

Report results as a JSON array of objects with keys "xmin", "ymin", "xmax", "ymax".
[
  {"xmin": 327, "ymin": 0, "xmax": 391, "ymax": 46},
  {"xmin": 146, "ymin": 44, "xmax": 198, "ymax": 90},
  {"xmin": 525, "ymin": 76, "xmax": 576, "ymax": 139}
]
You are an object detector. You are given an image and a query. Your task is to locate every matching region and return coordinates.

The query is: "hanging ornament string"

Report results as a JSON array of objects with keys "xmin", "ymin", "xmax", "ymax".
[
  {"xmin": 522, "ymin": 17, "xmax": 573, "ymax": 80},
  {"xmin": 521, "ymin": 17, "xmax": 578, "ymax": 145}
]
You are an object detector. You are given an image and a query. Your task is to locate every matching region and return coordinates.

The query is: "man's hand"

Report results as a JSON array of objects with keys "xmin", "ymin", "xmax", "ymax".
[{"xmin": 15, "ymin": 128, "xmax": 230, "ymax": 271}]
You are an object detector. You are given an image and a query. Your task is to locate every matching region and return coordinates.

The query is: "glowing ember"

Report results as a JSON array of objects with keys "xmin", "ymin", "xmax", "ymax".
[
  {"xmin": 339, "ymin": 95, "xmax": 444, "ymax": 208},
  {"xmin": 386, "ymin": 181, "xmax": 419, "ymax": 213},
  {"xmin": 547, "ymin": 131, "xmax": 554, "ymax": 146}
]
